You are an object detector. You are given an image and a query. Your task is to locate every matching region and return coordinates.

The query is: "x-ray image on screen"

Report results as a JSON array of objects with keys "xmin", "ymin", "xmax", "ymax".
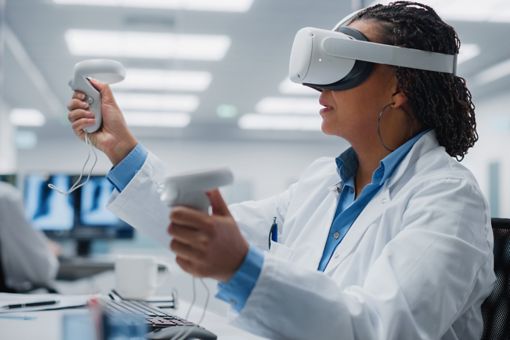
[
  {"xmin": 0, "ymin": 174, "xmax": 17, "ymax": 187},
  {"xmin": 23, "ymin": 174, "xmax": 74, "ymax": 231},
  {"xmin": 80, "ymin": 176, "xmax": 123, "ymax": 227}
]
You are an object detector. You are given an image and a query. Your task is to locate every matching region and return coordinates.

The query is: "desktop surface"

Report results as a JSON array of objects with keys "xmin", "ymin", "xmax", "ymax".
[{"xmin": 0, "ymin": 293, "xmax": 267, "ymax": 340}]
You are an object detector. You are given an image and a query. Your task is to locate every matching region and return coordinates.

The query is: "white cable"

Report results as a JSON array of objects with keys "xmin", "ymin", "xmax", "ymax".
[
  {"xmin": 174, "ymin": 277, "xmax": 210, "ymax": 340},
  {"xmin": 186, "ymin": 276, "xmax": 197, "ymax": 320},
  {"xmin": 48, "ymin": 133, "xmax": 98, "ymax": 195},
  {"xmin": 173, "ymin": 277, "xmax": 197, "ymax": 340},
  {"xmin": 197, "ymin": 278, "xmax": 210, "ymax": 326}
]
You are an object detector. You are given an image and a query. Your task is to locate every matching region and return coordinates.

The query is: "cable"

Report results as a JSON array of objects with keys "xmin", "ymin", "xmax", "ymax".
[
  {"xmin": 185, "ymin": 276, "xmax": 196, "ymax": 320},
  {"xmin": 48, "ymin": 133, "xmax": 98, "ymax": 195},
  {"xmin": 174, "ymin": 277, "xmax": 210, "ymax": 340}
]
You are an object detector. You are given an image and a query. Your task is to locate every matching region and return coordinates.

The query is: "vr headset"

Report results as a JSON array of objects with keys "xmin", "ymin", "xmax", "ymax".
[{"xmin": 289, "ymin": 16, "xmax": 457, "ymax": 91}]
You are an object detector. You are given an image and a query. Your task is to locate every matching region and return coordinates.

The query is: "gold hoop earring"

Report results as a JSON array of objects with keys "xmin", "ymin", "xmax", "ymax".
[{"xmin": 377, "ymin": 103, "xmax": 395, "ymax": 152}]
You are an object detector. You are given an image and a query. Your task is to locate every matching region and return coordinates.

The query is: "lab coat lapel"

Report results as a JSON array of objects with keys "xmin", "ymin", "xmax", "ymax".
[
  {"xmin": 290, "ymin": 181, "xmax": 343, "ymax": 270},
  {"xmin": 324, "ymin": 186, "xmax": 391, "ymax": 274},
  {"xmin": 323, "ymin": 132, "xmax": 439, "ymax": 274}
]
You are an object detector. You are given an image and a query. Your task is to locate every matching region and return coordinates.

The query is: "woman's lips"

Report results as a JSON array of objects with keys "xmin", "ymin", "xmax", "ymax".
[{"xmin": 320, "ymin": 106, "xmax": 332, "ymax": 115}]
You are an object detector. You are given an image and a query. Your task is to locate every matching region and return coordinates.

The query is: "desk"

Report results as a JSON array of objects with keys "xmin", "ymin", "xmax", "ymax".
[{"xmin": 0, "ymin": 293, "xmax": 266, "ymax": 339}]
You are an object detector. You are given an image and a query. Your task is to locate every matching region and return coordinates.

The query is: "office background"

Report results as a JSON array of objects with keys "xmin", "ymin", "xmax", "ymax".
[{"xmin": 0, "ymin": 1, "xmax": 509, "ymax": 250}]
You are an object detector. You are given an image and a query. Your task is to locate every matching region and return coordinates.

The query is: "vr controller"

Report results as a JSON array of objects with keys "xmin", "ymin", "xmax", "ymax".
[
  {"xmin": 160, "ymin": 168, "xmax": 234, "ymax": 212},
  {"xmin": 69, "ymin": 59, "xmax": 126, "ymax": 133}
]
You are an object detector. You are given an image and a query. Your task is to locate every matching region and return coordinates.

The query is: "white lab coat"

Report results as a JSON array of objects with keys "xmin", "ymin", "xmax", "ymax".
[
  {"xmin": 0, "ymin": 182, "xmax": 58, "ymax": 290},
  {"xmin": 108, "ymin": 131, "xmax": 495, "ymax": 340}
]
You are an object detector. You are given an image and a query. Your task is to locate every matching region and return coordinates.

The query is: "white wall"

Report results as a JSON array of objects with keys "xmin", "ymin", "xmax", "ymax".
[
  {"xmin": 0, "ymin": 100, "xmax": 16, "ymax": 173},
  {"xmin": 463, "ymin": 92, "xmax": 510, "ymax": 217},
  {"xmin": 0, "ymin": 0, "xmax": 16, "ymax": 173}
]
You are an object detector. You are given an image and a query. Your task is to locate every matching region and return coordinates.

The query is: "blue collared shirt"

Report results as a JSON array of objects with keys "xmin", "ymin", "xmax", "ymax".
[
  {"xmin": 107, "ymin": 144, "xmax": 148, "ymax": 192},
  {"xmin": 317, "ymin": 130, "xmax": 427, "ymax": 271}
]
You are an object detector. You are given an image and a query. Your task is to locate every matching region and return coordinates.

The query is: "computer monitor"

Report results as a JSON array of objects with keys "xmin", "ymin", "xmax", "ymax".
[
  {"xmin": 77, "ymin": 175, "xmax": 134, "ymax": 239},
  {"xmin": 23, "ymin": 173, "xmax": 134, "ymax": 256},
  {"xmin": 0, "ymin": 174, "xmax": 17, "ymax": 187},
  {"xmin": 23, "ymin": 174, "xmax": 75, "ymax": 232}
]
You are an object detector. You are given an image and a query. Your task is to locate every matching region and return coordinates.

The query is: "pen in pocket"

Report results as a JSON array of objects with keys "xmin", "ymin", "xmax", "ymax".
[{"xmin": 268, "ymin": 217, "xmax": 278, "ymax": 249}]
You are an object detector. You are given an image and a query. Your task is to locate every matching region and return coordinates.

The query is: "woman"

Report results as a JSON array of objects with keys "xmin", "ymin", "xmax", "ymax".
[{"xmin": 68, "ymin": 2, "xmax": 494, "ymax": 339}]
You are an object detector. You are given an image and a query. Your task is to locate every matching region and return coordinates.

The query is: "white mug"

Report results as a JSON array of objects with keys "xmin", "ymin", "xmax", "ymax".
[{"xmin": 114, "ymin": 255, "xmax": 169, "ymax": 300}]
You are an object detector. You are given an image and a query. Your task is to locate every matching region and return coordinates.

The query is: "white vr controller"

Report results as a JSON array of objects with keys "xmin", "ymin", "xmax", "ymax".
[
  {"xmin": 160, "ymin": 168, "xmax": 234, "ymax": 212},
  {"xmin": 69, "ymin": 59, "xmax": 126, "ymax": 133}
]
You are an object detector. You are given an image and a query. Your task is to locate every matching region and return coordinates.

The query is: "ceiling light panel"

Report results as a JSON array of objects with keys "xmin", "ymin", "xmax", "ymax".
[
  {"xmin": 66, "ymin": 30, "xmax": 231, "ymax": 61},
  {"xmin": 10, "ymin": 108, "xmax": 46, "ymax": 127},
  {"xmin": 124, "ymin": 112, "xmax": 190, "ymax": 127},
  {"xmin": 457, "ymin": 44, "xmax": 480, "ymax": 65},
  {"xmin": 239, "ymin": 114, "xmax": 321, "ymax": 131},
  {"xmin": 54, "ymin": 0, "xmax": 254, "ymax": 12},
  {"xmin": 374, "ymin": 0, "xmax": 510, "ymax": 22},
  {"xmin": 255, "ymin": 97, "xmax": 321, "ymax": 115},
  {"xmin": 472, "ymin": 59, "xmax": 510, "ymax": 85},
  {"xmin": 279, "ymin": 79, "xmax": 320, "ymax": 96},
  {"xmin": 112, "ymin": 69, "xmax": 212, "ymax": 92},
  {"xmin": 114, "ymin": 93, "xmax": 199, "ymax": 111}
]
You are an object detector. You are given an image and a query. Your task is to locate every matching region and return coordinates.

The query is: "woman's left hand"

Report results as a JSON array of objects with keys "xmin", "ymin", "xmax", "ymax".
[{"xmin": 168, "ymin": 189, "xmax": 249, "ymax": 282}]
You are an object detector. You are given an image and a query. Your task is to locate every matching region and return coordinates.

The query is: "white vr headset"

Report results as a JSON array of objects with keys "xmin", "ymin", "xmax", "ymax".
[{"xmin": 289, "ymin": 23, "xmax": 457, "ymax": 91}]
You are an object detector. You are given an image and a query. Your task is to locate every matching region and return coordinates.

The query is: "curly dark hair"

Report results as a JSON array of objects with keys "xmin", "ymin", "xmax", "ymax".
[{"xmin": 349, "ymin": 1, "xmax": 477, "ymax": 160}]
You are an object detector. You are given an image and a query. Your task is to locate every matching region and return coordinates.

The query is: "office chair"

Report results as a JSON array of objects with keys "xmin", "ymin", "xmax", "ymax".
[{"xmin": 481, "ymin": 218, "xmax": 510, "ymax": 340}]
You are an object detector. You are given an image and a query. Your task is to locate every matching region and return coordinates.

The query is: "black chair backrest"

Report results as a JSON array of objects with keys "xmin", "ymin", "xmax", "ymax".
[{"xmin": 481, "ymin": 218, "xmax": 510, "ymax": 340}]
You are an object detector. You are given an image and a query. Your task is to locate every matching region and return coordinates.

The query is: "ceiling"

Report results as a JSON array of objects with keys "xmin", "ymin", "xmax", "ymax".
[{"xmin": 2, "ymin": 0, "xmax": 510, "ymax": 143}]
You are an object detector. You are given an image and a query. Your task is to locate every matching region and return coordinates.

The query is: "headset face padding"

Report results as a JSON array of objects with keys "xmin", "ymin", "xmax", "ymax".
[{"xmin": 304, "ymin": 26, "xmax": 374, "ymax": 92}]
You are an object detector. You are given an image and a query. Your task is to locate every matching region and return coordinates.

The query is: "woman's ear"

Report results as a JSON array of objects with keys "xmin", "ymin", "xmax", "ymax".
[{"xmin": 391, "ymin": 89, "xmax": 408, "ymax": 110}]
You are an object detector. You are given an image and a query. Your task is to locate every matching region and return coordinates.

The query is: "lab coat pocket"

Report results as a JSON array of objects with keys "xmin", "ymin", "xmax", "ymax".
[{"xmin": 268, "ymin": 241, "xmax": 294, "ymax": 261}]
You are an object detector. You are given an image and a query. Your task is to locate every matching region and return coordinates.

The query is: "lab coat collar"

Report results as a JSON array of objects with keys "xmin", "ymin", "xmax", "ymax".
[
  {"xmin": 386, "ymin": 130, "xmax": 439, "ymax": 192},
  {"xmin": 324, "ymin": 183, "xmax": 391, "ymax": 273},
  {"xmin": 324, "ymin": 131, "xmax": 438, "ymax": 273}
]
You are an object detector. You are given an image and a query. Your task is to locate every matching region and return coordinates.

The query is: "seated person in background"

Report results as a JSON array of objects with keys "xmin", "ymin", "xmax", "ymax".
[{"xmin": 0, "ymin": 181, "xmax": 59, "ymax": 292}]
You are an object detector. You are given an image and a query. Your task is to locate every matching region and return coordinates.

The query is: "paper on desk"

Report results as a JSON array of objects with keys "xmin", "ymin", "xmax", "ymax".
[{"xmin": 0, "ymin": 293, "xmax": 90, "ymax": 313}]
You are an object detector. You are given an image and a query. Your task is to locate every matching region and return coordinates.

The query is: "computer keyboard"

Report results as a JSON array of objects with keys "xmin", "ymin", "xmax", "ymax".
[
  {"xmin": 103, "ymin": 298, "xmax": 193, "ymax": 329},
  {"xmin": 101, "ymin": 298, "xmax": 217, "ymax": 339}
]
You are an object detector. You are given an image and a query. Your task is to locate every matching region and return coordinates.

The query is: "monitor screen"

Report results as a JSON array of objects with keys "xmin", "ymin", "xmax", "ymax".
[
  {"xmin": 0, "ymin": 174, "xmax": 17, "ymax": 187},
  {"xmin": 78, "ymin": 176, "xmax": 133, "ymax": 239},
  {"xmin": 23, "ymin": 174, "xmax": 75, "ymax": 231}
]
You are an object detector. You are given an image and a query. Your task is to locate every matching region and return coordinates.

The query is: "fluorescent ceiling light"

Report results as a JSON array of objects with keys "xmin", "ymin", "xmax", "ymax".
[
  {"xmin": 115, "ymin": 93, "xmax": 199, "ymax": 111},
  {"xmin": 279, "ymin": 79, "xmax": 320, "ymax": 96},
  {"xmin": 65, "ymin": 30, "xmax": 231, "ymax": 61},
  {"xmin": 54, "ymin": 0, "xmax": 254, "ymax": 12},
  {"xmin": 373, "ymin": 0, "xmax": 510, "ymax": 22},
  {"xmin": 112, "ymin": 69, "xmax": 212, "ymax": 92},
  {"xmin": 239, "ymin": 114, "xmax": 321, "ymax": 131},
  {"xmin": 10, "ymin": 108, "xmax": 46, "ymax": 126},
  {"xmin": 256, "ymin": 97, "xmax": 321, "ymax": 115},
  {"xmin": 124, "ymin": 112, "xmax": 190, "ymax": 127},
  {"xmin": 457, "ymin": 44, "xmax": 480, "ymax": 65},
  {"xmin": 472, "ymin": 59, "xmax": 510, "ymax": 85}
]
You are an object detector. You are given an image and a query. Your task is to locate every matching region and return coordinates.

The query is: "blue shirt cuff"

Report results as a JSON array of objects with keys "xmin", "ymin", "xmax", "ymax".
[
  {"xmin": 216, "ymin": 246, "xmax": 264, "ymax": 312},
  {"xmin": 107, "ymin": 144, "xmax": 148, "ymax": 192}
]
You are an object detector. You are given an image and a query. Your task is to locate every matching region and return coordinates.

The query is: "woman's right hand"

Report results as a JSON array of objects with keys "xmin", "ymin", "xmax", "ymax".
[{"xmin": 67, "ymin": 79, "xmax": 137, "ymax": 165}]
